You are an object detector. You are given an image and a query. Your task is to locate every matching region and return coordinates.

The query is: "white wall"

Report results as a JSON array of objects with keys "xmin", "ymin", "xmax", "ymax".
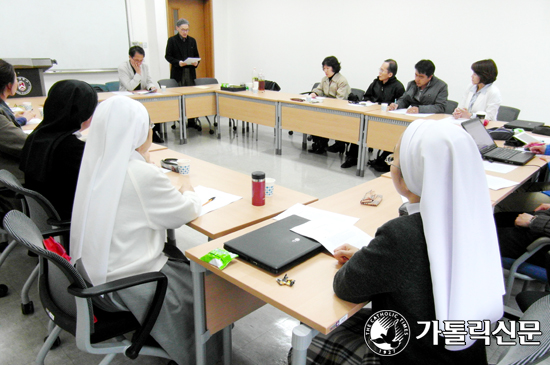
[{"xmin": 211, "ymin": 0, "xmax": 550, "ymax": 122}]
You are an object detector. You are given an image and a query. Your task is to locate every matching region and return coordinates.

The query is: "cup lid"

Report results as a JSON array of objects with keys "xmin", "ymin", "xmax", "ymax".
[{"xmin": 252, "ymin": 171, "xmax": 265, "ymax": 179}]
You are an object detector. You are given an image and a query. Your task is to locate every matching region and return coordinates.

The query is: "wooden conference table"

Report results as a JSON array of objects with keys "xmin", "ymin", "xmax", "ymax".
[
  {"xmin": 185, "ymin": 177, "xmax": 402, "ymax": 365},
  {"xmin": 149, "ymin": 148, "xmax": 317, "ymax": 240}
]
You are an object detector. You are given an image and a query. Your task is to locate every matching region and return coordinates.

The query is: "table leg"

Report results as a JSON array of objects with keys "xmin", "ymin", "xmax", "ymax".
[
  {"xmin": 180, "ymin": 97, "xmax": 188, "ymax": 145},
  {"xmin": 191, "ymin": 261, "xmax": 209, "ymax": 365},
  {"xmin": 216, "ymin": 115, "xmax": 221, "ymax": 139},
  {"xmin": 302, "ymin": 134, "xmax": 307, "ymax": 150},
  {"xmin": 223, "ymin": 325, "xmax": 232, "ymax": 365},
  {"xmin": 291, "ymin": 324, "xmax": 319, "ymax": 365}
]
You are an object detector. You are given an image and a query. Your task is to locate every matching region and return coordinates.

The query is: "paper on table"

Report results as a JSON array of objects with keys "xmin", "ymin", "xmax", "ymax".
[
  {"xmin": 388, "ymin": 109, "xmax": 434, "ymax": 117},
  {"xmin": 194, "ymin": 185, "xmax": 242, "ymax": 216},
  {"xmin": 291, "ymin": 220, "xmax": 373, "ymax": 255},
  {"xmin": 486, "ymin": 175, "xmax": 518, "ymax": 190},
  {"xmin": 195, "ymin": 86, "xmax": 212, "ymax": 89},
  {"xmin": 482, "ymin": 160, "xmax": 517, "ymax": 174},
  {"xmin": 183, "ymin": 57, "xmax": 201, "ymax": 65},
  {"xmin": 10, "ymin": 107, "xmax": 24, "ymax": 113},
  {"xmin": 111, "ymin": 91, "xmax": 133, "ymax": 96},
  {"xmin": 439, "ymin": 116, "xmax": 468, "ymax": 125},
  {"xmin": 27, "ymin": 118, "xmax": 41, "ymax": 125},
  {"xmin": 274, "ymin": 203, "xmax": 359, "ymax": 226}
]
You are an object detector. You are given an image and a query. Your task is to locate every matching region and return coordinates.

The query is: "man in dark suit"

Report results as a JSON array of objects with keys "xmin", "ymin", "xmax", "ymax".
[{"xmin": 165, "ymin": 18, "xmax": 200, "ymax": 129}]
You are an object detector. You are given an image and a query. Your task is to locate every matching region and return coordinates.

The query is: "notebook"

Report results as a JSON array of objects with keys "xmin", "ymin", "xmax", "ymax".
[
  {"xmin": 503, "ymin": 120, "xmax": 544, "ymax": 131},
  {"xmin": 462, "ymin": 118, "xmax": 535, "ymax": 165},
  {"xmin": 223, "ymin": 215, "xmax": 323, "ymax": 274}
]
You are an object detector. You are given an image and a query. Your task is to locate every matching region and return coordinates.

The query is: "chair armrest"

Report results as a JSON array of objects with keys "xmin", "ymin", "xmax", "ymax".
[
  {"xmin": 69, "ymin": 271, "xmax": 168, "ymax": 360},
  {"xmin": 526, "ymin": 237, "xmax": 550, "ymax": 252},
  {"xmin": 68, "ymin": 272, "xmax": 166, "ymax": 298},
  {"xmin": 46, "ymin": 218, "xmax": 71, "ymax": 227}
]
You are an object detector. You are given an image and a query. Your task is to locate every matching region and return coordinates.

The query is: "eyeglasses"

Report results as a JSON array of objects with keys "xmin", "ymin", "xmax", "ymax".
[
  {"xmin": 385, "ymin": 154, "xmax": 400, "ymax": 169},
  {"xmin": 179, "ymin": 28, "xmax": 189, "ymax": 32}
]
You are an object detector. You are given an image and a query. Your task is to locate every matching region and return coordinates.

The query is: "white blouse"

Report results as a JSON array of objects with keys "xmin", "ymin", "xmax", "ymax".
[{"xmin": 459, "ymin": 83, "xmax": 502, "ymax": 121}]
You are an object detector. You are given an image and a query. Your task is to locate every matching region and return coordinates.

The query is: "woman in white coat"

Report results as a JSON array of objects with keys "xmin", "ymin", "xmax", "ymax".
[{"xmin": 453, "ymin": 59, "xmax": 501, "ymax": 121}]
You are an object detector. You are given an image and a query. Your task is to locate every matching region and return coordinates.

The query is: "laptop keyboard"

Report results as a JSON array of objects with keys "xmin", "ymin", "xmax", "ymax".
[{"xmin": 487, "ymin": 147, "xmax": 520, "ymax": 159}]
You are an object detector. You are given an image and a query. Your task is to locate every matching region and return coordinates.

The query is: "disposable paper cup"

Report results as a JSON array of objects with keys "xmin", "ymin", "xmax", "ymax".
[
  {"xmin": 265, "ymin": 178, "xmax": 276, "ymax": 197},
  {"xmin": 22, "ymin": 102, "xmax": 32, "ymax": 111},
  {"xmin": 38, "ymin": 107, "xmax": 44, "ymax": 118},
  {"xmin": 380, "ymin": 103, "xmax": 388, "ymax": 111},
  {"xmin": 246, "ymin": 82, "xmax": 253, "ymax": 91},
  {"xmin": 161, "ymin": 85, "xmax": 167, "ymax": 91},
  {"xmin": 177, "ymin": 159, "xmax": 191, "ymax": 175}
]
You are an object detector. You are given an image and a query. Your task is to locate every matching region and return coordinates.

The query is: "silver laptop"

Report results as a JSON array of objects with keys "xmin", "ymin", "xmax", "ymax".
[
  {"xmin": 462, "ymin": 118, "xmax": 535, "ymax": 165},
  {"xmin": 224, "ymin": 215, "xmax": 322, "ymax": 274}
]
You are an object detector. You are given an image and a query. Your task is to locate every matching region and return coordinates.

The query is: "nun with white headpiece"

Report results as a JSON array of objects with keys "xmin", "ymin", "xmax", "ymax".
[
  {"xmin": 303, "ymin": 119, "xmax": 504, "ymax": 365},
  {"xmin": 70, "ymin": 96, "xmax": 220, "ymax": 365}
]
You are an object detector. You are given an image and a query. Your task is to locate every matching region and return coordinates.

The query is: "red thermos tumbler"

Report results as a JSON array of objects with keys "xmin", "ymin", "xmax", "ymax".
[{"xmin": 252, "ymin": 171, "xmax": 265, "ymax": 206}]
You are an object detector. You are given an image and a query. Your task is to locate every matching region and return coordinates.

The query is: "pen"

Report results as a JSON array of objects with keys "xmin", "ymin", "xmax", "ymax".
[{"xmin": 202, "ymin": 197, "xmax": 215, "ymax": 206}]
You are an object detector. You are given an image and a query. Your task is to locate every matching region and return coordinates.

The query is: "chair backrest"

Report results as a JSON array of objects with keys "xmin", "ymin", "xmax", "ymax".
[
  {"xmin": 194, "ymin": 78, "xmax": 218, "ymax": 86},
  {"xmin": 105, "ymin": 81, "xmax": 120, "ymax": 92},
  {"xmin": 496, "ymin": 294, "xmax": 550, "ymax": 364},
  {"xmin": 350, "ymin": 88, "xmax": 365, "ymax": 100},
  {"xmin": 157, "ymin": 79, "xmax": 179, "ymax": 88},
  {"xmin": 498, "ymin": 106, "xmax": 521, "ymax": 122},
  {"xmin": 90, "ymin": 84, "xmax": 108, "ymax": 93},
  {"xmin": 312, "ymin": 82, "xmax": 320, "ymax": 91},
  {"xmin": 0, "ymin": 170, "xmax": 61, "ymax": 234},
  {"xmin": 264, "ymin": 80, "xmax": 281, "ymax": 92},
  {"xmin": 3, "ymin": 210, "xmax": 89, "ymax": 334},
  {"xmin": 445, "ymin": 100, "xmax": 459, "ymax": 114}
]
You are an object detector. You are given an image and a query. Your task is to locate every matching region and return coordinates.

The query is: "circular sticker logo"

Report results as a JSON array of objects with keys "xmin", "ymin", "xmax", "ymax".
[
  {"xmin": 16, "ymin": 76, "xmax": 32, "ymax": 96},
  {"xmin": 364, "ymin": 310, "xmax": 410, "ymax": 356}
]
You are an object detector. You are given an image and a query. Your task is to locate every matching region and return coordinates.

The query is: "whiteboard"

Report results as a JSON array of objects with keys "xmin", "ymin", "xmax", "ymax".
[{"xmin": 2, "ymin": 0, "xmax": 130, "ymax": 71}]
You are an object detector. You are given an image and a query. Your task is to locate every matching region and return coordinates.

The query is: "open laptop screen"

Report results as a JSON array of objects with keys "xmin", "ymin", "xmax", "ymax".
[{"xmin": 461, "ymin": 118, "xmax": 495, "ymax": 153}]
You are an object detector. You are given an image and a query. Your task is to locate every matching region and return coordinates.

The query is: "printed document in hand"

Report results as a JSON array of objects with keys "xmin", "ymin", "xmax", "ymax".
[
  {"xmin": 183, "ymin": 57, "xmax": 201, "ymax": 65},
  {"xmin": 291, "ymin": 220, "xmax": 373, "ymax": 255},
  {"xmin": 194, "ymin": 185, "xmax": 242, "ymax": 216}
]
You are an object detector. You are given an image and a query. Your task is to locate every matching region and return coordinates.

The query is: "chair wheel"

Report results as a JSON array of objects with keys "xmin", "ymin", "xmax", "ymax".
[
  {"xmin": 246, "ymin": 126, "xmax": 250, "ymax": 132},
  {"xmin": 307, "ymin": 135, "xmax": 313, "ymax": 141},
  {"xmin": 209, "ymin": 130, "xmax": 214, "ymax": 135},
  {"xmin": 288, "ymin": 131, "xmax": 294, "ymax": 135},
  {"xmin": 214, "ymin": 122, "xmax": 218, "ymax": 127},
  {"xmin": 233, "ymin": 126, "xmax": 237, "ymax": 131},
  {"xmin": 0, "ymin": 284, "xmax": 8, "ymax": 298},
  {"xmin": 21, "ymin": 301, "xmax": 34, "ymax": 315},
  {"xmin": 44, "ymin": 336, "xmax": 61, "ymax": 349},
  {"xmin": 196, "ymin": 126, "xmax": 202, "ymax": 132},
  {"xmin": 171, "ymin": 125, "xmax": 176, "ymax": 130}
]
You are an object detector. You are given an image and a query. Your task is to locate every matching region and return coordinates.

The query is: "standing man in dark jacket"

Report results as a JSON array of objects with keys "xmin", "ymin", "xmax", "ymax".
[
  {"xmin": 342, "ymin": 59, "xmax": 405, "ymax": 169},
  {"xmin": 165, "ymin": 18, "xmax": 200, "ymax": 129}
]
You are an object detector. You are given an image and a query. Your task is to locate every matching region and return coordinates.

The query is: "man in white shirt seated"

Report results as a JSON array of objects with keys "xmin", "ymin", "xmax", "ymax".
[
  {"xmin": 118, "ymin": 46, "xmax": 158, "ymax": 92},
  {"xmin": 118, "ymin": 46, "xmax": 163, "ymax": 142}
]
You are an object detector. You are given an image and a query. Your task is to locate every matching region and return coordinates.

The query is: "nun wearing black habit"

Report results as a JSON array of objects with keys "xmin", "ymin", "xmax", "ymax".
[{"xmin": 19, "ymin": 80, "xmax": 98, "ymax": 220}]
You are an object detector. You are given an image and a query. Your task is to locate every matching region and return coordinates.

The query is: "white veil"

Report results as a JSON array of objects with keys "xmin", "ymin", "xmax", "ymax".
[
  {"xmin": 70, "ymin": 96, "xmax": 150, "ymax": 285},
  {"xmin": 400, "ymin": 119, "xmax": 504, "ymax": 350}
]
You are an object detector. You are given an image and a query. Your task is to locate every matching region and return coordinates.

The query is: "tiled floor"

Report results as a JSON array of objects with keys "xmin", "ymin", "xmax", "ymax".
[{"xmin": 0, "ymin": 118, "xmax": 548, "ymax": 364}]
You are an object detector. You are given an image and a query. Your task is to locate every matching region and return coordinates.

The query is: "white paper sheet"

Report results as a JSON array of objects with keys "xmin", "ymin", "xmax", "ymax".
[
  {"xmin": 273, "ymin": 203, "xmax": 359, "ymax": 226},
  {"xmin": 10, "ymin": 107, "xmax": 23, "ymax": 113},
  {"xmin": 183, "ymin": 57, "xmax": 201, "ymax": 65},
  {"xmin": 486, "ymin": 175, "xmax": 518, "ymax": 190},
  {"xmin": 111, "ymin": 91, "xmax": 133, "ymax": 96},
  {"xmin": 482, "ymin": 161, "xmax": 517, "ymax": 174},
  {"xmin": 438, "ymin": 116, "xmax": 468, "ymax": 125},
  {"xmin": 291, "ymin": 220, "xmax": 373, "ymax": 255},
  {"xmin": 27, "ymin": 118, "xmax": 41, "ymax": 125},
  {"xmin": 194, "ymin": 185, "xmax": 242, "ymax": 216},
  {"xmin": 388, "ymin": 109, "xmax": 434, "ymax": 117}
]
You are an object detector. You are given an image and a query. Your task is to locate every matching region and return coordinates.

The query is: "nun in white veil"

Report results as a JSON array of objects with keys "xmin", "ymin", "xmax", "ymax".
[
  {"xmin": 302, "ymin": 119, "xmax": 504, "ymax": 365},
  {"xmin": 70, "ymin": 96, "xmax": 221, "ymax": 365}
]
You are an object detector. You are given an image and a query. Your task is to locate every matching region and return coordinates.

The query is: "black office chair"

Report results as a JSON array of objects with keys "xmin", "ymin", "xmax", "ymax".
[
  {"xmin": 3, "ymin": 210, "xmax": 173, "ymax": 365},
  {"xmin": 105, "ymin": 81, "xmax": 120, "ymax": 92},
  {"xmin": 349, "ymin": 88, "xmax": 364, "ymax": 101},
  {"xmin": 89, "ymin": 84, "xmax": 108, "ymax": 93},
  {"xmin": 158, "ymin": 79, "xmax": 179, "ymax": 88},
  {"xmin": 444, "ymin": 100, "xmax": 459, "ymax": 115},
  {"xmin": 0, "ymin": 170, "xmax": 70, "ymax": 315},
  {"xmin": 498, "ymin": 106, "xmax": 521, "ymax": 122}
]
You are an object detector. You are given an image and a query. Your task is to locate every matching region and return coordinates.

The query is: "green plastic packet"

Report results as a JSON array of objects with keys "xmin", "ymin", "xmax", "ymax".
[{"xmin": 200, "ymin": 248, "xmax": 238, "ymax": 270}]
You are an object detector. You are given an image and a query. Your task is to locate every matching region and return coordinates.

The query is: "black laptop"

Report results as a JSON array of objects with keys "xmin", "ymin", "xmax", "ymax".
[
  {"xmin": 462, "ymin": 118, "xmax": 535, "ymax": 165},
  {"xmin": 503, "ymin": 120, "xmax": 544, "ymax": 131},
  {"xmin": 223, "ymin": 215, "xmax": 323, "ymax": 274}
]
